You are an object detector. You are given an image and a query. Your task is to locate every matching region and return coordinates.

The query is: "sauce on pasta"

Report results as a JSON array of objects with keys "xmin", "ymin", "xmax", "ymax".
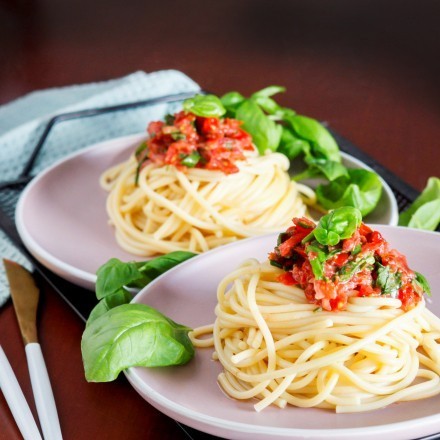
[
  {"xmin": 135, "ymin": 111, "xmax": 254, "ymax": 175},
  {"xmin": 269, "ymin": 217, "xmax": 427, "ymax": 311},
  {"xmin": 100, "ymin": 110, "xmax": 313, "ymax": 256}
]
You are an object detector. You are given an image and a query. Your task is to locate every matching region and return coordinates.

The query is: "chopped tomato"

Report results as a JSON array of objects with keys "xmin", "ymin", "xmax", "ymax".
[
  {"xmin": 332, "ymin": 252, "xmax": 349, "ymax": 267},
  {"xmin": 137, "ymin": 111, "xmax": 254, "ymax": 174},
  {"xmin": 398, "ymin": 283, "xmax": 420, "ymax": 310},
  {"xmin": 269, "ymin": 218, "xmax": 425, "ymax": 312},
  {"xmin": 277, "ymin": 271, "xmax": 296, "ymax": 285}
]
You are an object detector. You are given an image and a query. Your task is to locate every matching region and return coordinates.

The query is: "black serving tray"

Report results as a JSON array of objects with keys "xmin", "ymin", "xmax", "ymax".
[{"xmin": 0, "ymin": 92, "xmax": 437, "ymax": 440}]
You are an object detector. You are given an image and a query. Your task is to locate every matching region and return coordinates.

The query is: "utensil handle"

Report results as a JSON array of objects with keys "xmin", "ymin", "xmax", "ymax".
[
  {"xmin": 26, "ymin": 343, "xmax": 63, "ymax": 440},
  {"xmin": 0, "ymin": 346, "xmax": 42, "ymax": 440}
]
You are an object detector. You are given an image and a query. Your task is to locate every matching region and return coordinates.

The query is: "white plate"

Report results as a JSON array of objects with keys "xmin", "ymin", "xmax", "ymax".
[
  {"xmin": 127, "ymin": 226, "xmax": 440, "ymax": 440},
  {"xmin": 15, "ymin": 133, "xmax": 398, "ymax": 290}
]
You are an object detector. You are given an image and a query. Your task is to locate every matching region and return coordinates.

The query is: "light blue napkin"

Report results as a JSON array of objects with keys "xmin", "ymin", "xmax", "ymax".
[{"xmin": 0, "ymin": 70, "xmax": 201, "ymax": 306}]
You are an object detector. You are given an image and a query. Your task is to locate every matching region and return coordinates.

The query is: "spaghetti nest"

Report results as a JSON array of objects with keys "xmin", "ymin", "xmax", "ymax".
[
  {"xmin": 191, "ymin": 259, "xmax": 440, "ymax": 413},
  {"xmin": 100, "ymin": 151, "xmax": 313, "ymax": 256}
]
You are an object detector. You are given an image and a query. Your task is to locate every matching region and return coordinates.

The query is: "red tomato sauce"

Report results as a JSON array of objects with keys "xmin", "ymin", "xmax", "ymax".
[
  {"xmin": 135, "ymin": 111, "xmax": 254, "ymax": 174},
  {"xmin": 269, "ymin": 217, "xmax": 425, "ymax": 312}
]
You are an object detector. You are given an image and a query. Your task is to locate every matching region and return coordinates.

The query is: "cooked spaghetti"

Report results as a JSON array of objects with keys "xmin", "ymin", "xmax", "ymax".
[
  {"xmin": 190, "ymin": 209, "xmax": 440, "ymax": 412},
  {"xmin": 101, "ymin": 110, "xmax": 313, "ymax": 256}
]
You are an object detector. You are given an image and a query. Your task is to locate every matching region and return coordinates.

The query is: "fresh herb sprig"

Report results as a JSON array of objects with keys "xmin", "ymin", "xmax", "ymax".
[
  {"xmin": 399, "ymin": 177, "xmax": 440, "ymax": 231},
  {"xmin": 183, "ymin": 88, "xmax": 382, "ymax": 216},
  {"xmin": 303, "ymin": 206, "xmax": 362, "ymax": 246},
  {"xmin": 81, "ymin": 251, "xmax": 196, "ymax": 382},
  {"xmin": 183, "ymin": 94, "xmax": 226, "ymax": 117},
  {"xmin": 299, "ymin": 207, "xmax": 362, "ymax": 279}
]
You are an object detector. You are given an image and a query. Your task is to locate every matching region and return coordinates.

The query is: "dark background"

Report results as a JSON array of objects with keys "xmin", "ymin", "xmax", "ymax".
[
  {"xmin": 0, "ymin": 1, "xmax": 439, "ymax": 439},
  {"xmin": 1, "ymin": 0, "xmax": 439, "ymax": 191}
]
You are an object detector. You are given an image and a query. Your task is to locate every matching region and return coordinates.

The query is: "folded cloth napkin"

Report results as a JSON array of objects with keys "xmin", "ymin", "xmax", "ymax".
[{"xmin": 0, "ymin": 69, "xmax": 201, "ymax": 306}]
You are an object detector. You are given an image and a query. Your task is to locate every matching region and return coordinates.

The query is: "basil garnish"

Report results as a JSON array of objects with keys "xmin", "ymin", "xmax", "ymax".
[
  {"xmin": 375, "ymin": 263, "xmax": 402, "ymax": 297},
  {"xmin": 183, "ymin": 94, "xmax": 226, "ymax": 117},
  {"xmin": 82, "ymin": 251, "xmax": 197, "ymax": 382}
]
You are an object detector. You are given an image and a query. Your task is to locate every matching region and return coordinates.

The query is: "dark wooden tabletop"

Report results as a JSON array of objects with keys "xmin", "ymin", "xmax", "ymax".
[{"xmin": 0, "ymin": 1, "xmax": 439, "ymax": 439}]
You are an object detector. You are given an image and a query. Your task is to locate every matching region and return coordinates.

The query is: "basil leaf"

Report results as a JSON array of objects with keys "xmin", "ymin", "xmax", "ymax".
[
  {"xmin": 86, "ymin": 289, "xmax": 133, "ymax": 326},
  {"xmin": 301, "ymin": 157, "xmax": 349, "ymax": 182},
  {"xmin": 96, "ymin": 259, "xmax": 144, "ymax": 300},
  {"xmin": 135, "ymin": 141, "xmax": 149, "ymax": 158},
  {"xmin": 250, "ymin": 95, "xmax": 282, "ymax": 116},
  {"xmin": 351, "ymin": 244, "xmax": 362, "ymax": 256},
  {"xmin": 164, "ymin": 114, "xmax": 175, "ymax": 125},
  {"xmin": 309, "ymin": 258, "xmax": 324, "ymax": 279},
  {"xmin": 82, "ymin": 304, "xmax": 194, "ymax": 382},
  {"xmin": 407, "ymin": 199, "xmax": 440, "ymax": 231},
  {"xmin": 171, "ymin": 131, "xmax": 186, "ymax": 141},
  {"xmin": 95, "ymin": 252, "xmax": 196, "ymax": 299},
  {"xmin": 183, "ymin": 94, "xmax": 226, "ymax": 117},
  {"xmin": 236, "ymin": 100, "xmax": 282, "ymax": 153},
  {"xmin": 312, "ymin": 207, "xmax": 362, "ymax": 246},
  {"xmin": 135, "ymin": 251, "xmax": 196, "ymax": 286},
  {"xmin": 278, "ymin": 127, "xmax": 310, "ymax": 161},
  {"xmin": 375, "ymin": 263, "xmax": 402, "ymax": 297},
  {"xmin": 284, "ymin": 114, "xmax": 341, "ymax": 163},
  {"xmin": 180, "ymin": 151, "xmax": 201, "ymax": 168},
  {"xmin": 250, "ymin": 85, "xmax": 286, "ymax": 98},
  {"xmin": 250, "ymin": 86, "xmax": 286, "ymax": 116},
  {"xmin": 399, "ymin": 177, "xmax": 440, "ymax": 228},
  {"xmin": 306, "ymin": 244, "xmax": 328, "ymax": 279},
  {"xmin": 220, "ymin": 91, "xmax": 245, "ymax": 114},
  {"xmin": 414, "ymin": 271, "xmax": 431, "ymax": 296},
  {"xmin": 269, "ymin": 260, "xmax": 283, "ymax": 269},
  {"xmin": 338, "ymin": 255, "xmax": 375, "ymax": 282},
  {"xmin": 316, "ymin": 169, "xmax": 382, "ymax": 216}
]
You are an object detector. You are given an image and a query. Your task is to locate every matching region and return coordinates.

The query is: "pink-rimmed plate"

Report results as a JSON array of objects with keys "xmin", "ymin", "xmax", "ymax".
[
  {"xmin": 15, "ymin": 133, "xmax": 398, "ymax": 290},
  {"xmin": 127, "ymin": 226, "xmax": 440, "ymax": 440}
]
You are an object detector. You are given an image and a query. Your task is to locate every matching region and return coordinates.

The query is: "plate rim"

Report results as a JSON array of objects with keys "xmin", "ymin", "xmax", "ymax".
[{"xmin": 15, "ymin": 133, "xmax": 148, "ymax": 288}]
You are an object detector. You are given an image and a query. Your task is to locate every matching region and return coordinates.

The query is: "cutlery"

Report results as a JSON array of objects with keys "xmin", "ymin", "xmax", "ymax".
[
  {"xmin": 4, "ymin": 259, "xmax": 63, "ymax": 440},
  {"xmin": 0, "ymin": 345, "xmax": 42, "ymax": 440}
]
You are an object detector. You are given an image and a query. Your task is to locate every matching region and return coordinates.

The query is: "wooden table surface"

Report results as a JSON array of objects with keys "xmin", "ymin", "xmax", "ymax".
[{"xmin": 0, "ymin": 1, "xmax": 439, "ymax": 439}]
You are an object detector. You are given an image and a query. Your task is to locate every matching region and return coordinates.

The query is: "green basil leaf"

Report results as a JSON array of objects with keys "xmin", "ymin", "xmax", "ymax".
[
  {"xmin": 96, "ymin": 259, "xmax": 144, "ymax": 300},
  {"xmin": 313, "ymin": 207, "xmax": 362, "ymax": 246},
  {"xmin": 180, "ymin": 152, "xmax": 201, "ymax": 168},
  {"xmin": 399, "ymin": 177, "xmax": 440, "ymax": 227},
  {"xmin": 316, "ymin": 169, "xmax": 382, "ymax": 216},
  {"xmin": 82, "ymin": 304, "xmax": 194, "ymax": 382},
  {"xmin": 236, "ymin": 100, "xmax": 282, "ymax": 153},
  {"xmin": 135, "ymin": 141, "xmax": 149, "ymax": 158},
  {"xmin": 269, "ymin": 259, "xmax": 283, "ymax": 269},
  {"xmin": 183, "ymin": 94, "xmax": 226, "ymax": 117},
  {"xmin": 309, "ymin": 257, "xmax": 324, "ymax": 279},
  {"xmin": 303, "ymin": 157, "xmax": 349, "ymax": 182},
  {"xmin": 250, "ymin": 85, "xmax": 286, "ymax": 116},
  {"xmin": 278, "ymin": 127, "xmax": 309, "ymax": 160},
  {"xmin": 171, "ymin": 131, "xmax": 186, "ymax": 141},
  {"xmin": 338, "ymin": 255, "xmax": 375, "ymax": 282},
  {"xmin": 220, "ymin": 91, "xmax": 245, "ymax": 115},
  {"xmin": 285, "ymin": 115, "xmax": 341, "ymax": 163},
  {"xmin": 351, "ymin": 244, "xmax": 362, "ymax": 256},
  {"xmin": 306, "ymin": 243, "xmax": 328, "ymax": 279},
  {"xmin": 95, "ymin": 252, "xmax": 196, "ymax": 299},
  {"xmin": 134, "ymin": 251, "xmax": 196, "ymax": 287},
  {"xmin": 250, "ymin": 95, "xmax": 282, "ymax": 115},
  {"xmin": 375, "ymin": 263, "xmax": 402, "ymax": 296},
  {"xmin": 414, "ymin": 271, "xmax": 431, "ymax": 296},
  {"xmin": 406, "ymin": 199, "xmax": 440, "ymax": 231},
  {"xmin": 164, "ymin": 114, "xmax": 175, "ymax": 125},
  {"xmin": 86, "ymin": 289, "xmax": 133, "ymax": 326},
  {"xmin": 250, "ymin": 85, "xmax": 286, "ymax": 98}
]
